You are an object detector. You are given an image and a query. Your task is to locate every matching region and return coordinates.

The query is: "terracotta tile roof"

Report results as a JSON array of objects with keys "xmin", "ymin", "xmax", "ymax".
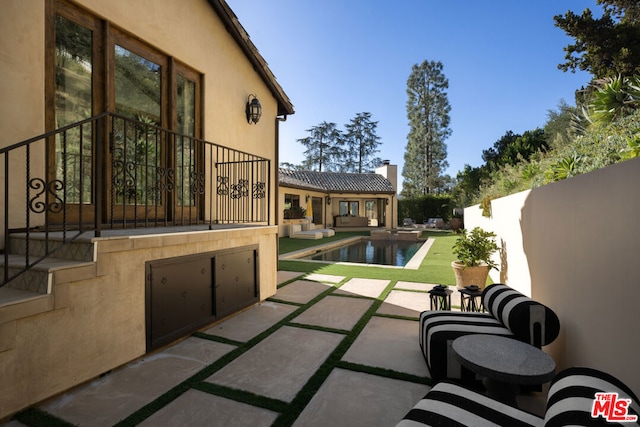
[{"xmin": 279, "ymin": 169, "xmax": 395, "ymax": 194}]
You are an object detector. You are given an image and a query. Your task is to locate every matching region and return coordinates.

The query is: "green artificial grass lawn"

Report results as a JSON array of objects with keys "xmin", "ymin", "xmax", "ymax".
[{"xmin": 278, "ymin": 230, "xmax": 460, "ymax": 286}]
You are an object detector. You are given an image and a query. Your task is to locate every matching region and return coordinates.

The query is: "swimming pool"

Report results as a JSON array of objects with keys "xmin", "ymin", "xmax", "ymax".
[{"xmin": 298, "ymin": 238, "xmax": 425, "ymax": 267}]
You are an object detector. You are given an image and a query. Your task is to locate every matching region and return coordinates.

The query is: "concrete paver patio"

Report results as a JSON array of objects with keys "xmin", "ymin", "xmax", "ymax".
[{"xmin": 3, "ymin": 272, "xmax": 546, "ymax": 426}]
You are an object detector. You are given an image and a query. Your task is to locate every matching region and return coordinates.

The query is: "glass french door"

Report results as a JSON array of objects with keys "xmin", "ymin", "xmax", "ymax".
[
  {"xmin": 51, "ymin": 12, "xmax": 99, "ymax": 224},
  {"xmin": 109, "ymin": 41, "xmax": 201, "ymax": 224},
  {"xmin": 173, "ymin": 70, "xmax": 201, "ymax": 223},
  {"xmin": 50, "ymin": 2, "xmax": 202, "ymax": 226},
  {"xmin": 110, "ymin": 40, "xmax": 167, "ymax": 222}
]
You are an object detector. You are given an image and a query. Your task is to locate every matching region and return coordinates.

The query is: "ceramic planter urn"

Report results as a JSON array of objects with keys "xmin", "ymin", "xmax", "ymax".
[{"xmin": 451, "ymin": 261, "xmax": 490, "ymax": 290}]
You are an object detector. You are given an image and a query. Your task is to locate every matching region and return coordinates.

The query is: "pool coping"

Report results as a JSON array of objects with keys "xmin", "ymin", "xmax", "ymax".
[{"xmin": 278, "ymin": 236, "xmax": 433, "ymax": 270}]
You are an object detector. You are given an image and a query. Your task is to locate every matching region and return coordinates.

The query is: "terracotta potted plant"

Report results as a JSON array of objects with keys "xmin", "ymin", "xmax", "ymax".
[{"xmin": 451, "ymin": 227, "xmax": 500, "ymax": 290}]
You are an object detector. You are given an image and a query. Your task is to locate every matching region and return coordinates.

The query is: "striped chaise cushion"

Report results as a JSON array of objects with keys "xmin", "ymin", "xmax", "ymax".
[
  {"xmin": 483, "ymin": 284, "xmax": 560, "ymax": 348},
  {"xmin": 419, "ymin": 310, "xmax": 513, "ymax": 381},
  {"xmin": 419, "ymin": 284, "xmax": 560, "ymax": 381},
  {"xmin": 396, "ymin": 381, "xmax": 543, "ymax": 427},
  {"xmin": 544, "ymin": 367, "xmax": 640, "ymax": 426}
]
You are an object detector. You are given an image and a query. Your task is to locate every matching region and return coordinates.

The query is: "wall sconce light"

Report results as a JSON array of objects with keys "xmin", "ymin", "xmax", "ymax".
[
  {"xmin": 385, "ymin": 198, "xmax": 390, "ymax": 205},
  {"xmin": 326, "ymin": 196, "xmax": 331, "ymax": 205},
  {"xmin": 246, "ymin": 94, "xmax": 262, "ymax": 124}
]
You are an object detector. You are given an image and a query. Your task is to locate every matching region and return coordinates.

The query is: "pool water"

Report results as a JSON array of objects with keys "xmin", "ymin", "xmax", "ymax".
[{"xmin": 301, "ymin": 238, "xmax": 424, "ymax": 267}]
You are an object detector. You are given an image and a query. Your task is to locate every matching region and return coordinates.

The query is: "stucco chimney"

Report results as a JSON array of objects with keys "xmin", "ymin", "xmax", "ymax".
[{"xmin": 376, "ymin": 162, "xmax": 397, "ymax": 193}]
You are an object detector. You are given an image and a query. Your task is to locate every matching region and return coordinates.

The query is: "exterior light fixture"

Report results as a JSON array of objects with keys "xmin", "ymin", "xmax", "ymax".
[
  {"xmin": 246, "ymin": 94, "xmax": 262, "ymax": 124},
  {"xmin": 326, "ymin": 196, "xmax": 331, "ymax": 205}
]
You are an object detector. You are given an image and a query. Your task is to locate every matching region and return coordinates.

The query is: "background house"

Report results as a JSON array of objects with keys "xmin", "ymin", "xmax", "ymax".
[
  {"xmin": 0, "ymin": 0, "xmax": 293, "ymax": 418},
  {"xmin": 278, "ymin": 162, "xmax": 398, "ymax": 236}
]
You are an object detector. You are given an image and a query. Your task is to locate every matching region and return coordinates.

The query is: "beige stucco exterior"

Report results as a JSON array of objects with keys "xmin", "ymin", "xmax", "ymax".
[
  {"xmin": 0, "ymin": 227, "xmax": 278, "ymax": 418},
  {"xmin": 75, "ymin": 0, "xmax": 281, "ymax": 158},
  {"xmin": 278, "ymin": 188, "xmax": 396, "ymax": 236},
  {"xmin": 278, "ymin": 164, "xmax": 398, "ymax": 236},
  {"xmin": 464, "ymin": 157, "xmax": 640, "ymax": 395},
  {"xmin": 0, "ymin": 0, "xmax": 292, "ymax": 419},
  {"xmin": 0, "ymin": 0, "xmax": 293, "ymax": 225}
]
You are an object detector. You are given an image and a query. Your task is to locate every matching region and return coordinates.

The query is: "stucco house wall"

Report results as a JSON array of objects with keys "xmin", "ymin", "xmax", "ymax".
[
  {"xmin": 0, "ymin": 0, "xmax": 292, "ymax": 418},
  {"xmin": 0, "ymin": 0, "xmax": 289, "ymax": 226},
  {"xmin": 0, "ymin": 227, "xmax": 278, "ymax": 418},
  {"xmin": 464, "ymin": 157, "xmax": 640, "ymax": 395}
]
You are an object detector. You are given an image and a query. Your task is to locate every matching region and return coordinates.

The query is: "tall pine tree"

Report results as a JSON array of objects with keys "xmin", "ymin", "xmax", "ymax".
[
  {"xmin": 554, "ymin": 1, "xmax": 640, "ymax": 78},
  {"xmin": 296, "ymin": 122, "xmax": 343, "ymax": 172},
  {"xmin": 343, "ymin": 112, "xmax": 382, "ymax": 173},
  {"xmin": 402, "ymin": 60, "xmax": 451, "ymax": 196}
]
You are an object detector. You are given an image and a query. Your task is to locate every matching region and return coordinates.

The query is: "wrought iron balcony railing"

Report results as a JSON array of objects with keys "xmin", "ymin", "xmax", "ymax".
[{"xmin": 1, "ymin": 112, "xmax": 270, "ymax": 287}]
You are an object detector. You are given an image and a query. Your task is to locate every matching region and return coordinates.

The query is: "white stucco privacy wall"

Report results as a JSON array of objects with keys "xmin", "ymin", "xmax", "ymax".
[{"xmin": 464, "ymin": 157, "xmax": 640, "ymax": 395}]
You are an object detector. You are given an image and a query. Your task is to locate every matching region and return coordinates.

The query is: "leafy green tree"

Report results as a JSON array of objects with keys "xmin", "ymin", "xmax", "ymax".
[
  {"xmin": 544, "ymin": 100, "xmax": 579, "ymax": 147},
  {"xmin": 482, "ymin": 131, "xmax": 520, "ymax": 171},
  {"xmin": 504, "ymin": 129, "xmax": 548, "ymax": 164},
  {"xmin": 482, "ymin": 129, "xmax": 548, "ymax": 171},
  {"xmin": 554, "ymin": 1, "xmax": 640, "ymax": 78},
  {"xmin": 343, "ymin": 112, "xmax": 382, "ymax": 173},
  {"xmin": 452, "ymin": 164, "xmax": 490, "ymax": 207},
  {"xmin": 279, "ymin": 162, "xmax": 304, "ymax": 170},
  {"xmin": 297, "ymin": 121, "xmax": 343, "ymax": 172},
  {"xmin": 402, "ymin": 60, "xmax": 451, "ymax": 196}
]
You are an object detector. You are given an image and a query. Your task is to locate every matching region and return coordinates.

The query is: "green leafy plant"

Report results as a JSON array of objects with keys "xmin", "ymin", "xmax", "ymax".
[
  {"xmin": 544, "ymin": 154, "xmax": 579, "ymax": 183},
  {"xmin": 283, "ymin": 205, "xmax": 306, "ymax": 219},
  {"xmin": 622, "ymin": 131, "xmax": 640, "ymax": 159},
  {"xmin": 588, "ymin": 75, "xmax": 640, "ymax": 124},
  {"xmin": 479, "ymin": 195, "xmax": 495, "ymax": 218},
  {"xmin": 452, "ymin": 227, "xmax": 500, "ymax": 270},
  {"xmin": 520, "ymin": 162, "xmax": 541, "ymax": 181}
]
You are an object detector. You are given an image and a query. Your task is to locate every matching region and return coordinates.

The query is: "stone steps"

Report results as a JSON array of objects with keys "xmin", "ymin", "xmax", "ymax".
[
  {"xmin": 0, "ymin": 254, "xmax": 95, "ymax": 294},
  {"xmin": 0, "ymin": 234, "xmax": 97, "ymax": 319},
  {"xmin": 7, "ymin": 232, "xmax": 95, "ymax": 262}
]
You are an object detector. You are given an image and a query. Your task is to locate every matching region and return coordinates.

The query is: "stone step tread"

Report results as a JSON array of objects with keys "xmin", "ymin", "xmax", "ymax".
[
  {"xmin": 7, "ymin": 235, "xmax": 95, "ymax": 262},
  {"xmin": 8, "ymin": 231, "xmax": 94, "ymax": 242},
  {"xmin": 0, "ymin": 285, "xmax": 46, "ymax": 308},
  {"xmin": 0, "ymin": 254, "xmax": 95, "ymax": 272}
]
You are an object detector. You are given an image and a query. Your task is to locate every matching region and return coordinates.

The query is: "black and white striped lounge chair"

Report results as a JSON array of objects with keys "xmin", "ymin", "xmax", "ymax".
[
  {"xmin": 420, "ymin": 284, "xmax": 561, "ymax": 382},
  {"xmin": 396, "ymin": 367, "xmax": 640, "ymax": 426}
]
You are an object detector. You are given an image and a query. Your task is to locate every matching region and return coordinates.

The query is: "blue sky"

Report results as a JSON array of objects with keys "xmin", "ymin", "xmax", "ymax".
[{"xmin": 228, "ymin": 1, "xmax": 599, "ymax": 180}]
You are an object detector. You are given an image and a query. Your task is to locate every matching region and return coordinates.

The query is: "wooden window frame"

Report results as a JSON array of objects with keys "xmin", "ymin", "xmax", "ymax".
[{"xmin": 47, "ymin": 0, "xmax": 204, "ymax": 224}]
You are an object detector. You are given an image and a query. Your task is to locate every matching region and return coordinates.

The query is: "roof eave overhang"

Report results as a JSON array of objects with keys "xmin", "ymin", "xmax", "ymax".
[
  {"xmin": 328, "ymin": 191, "xmax": 397, "ymax": 195},
  {"xmin": 279, "ymin": 182, "xmax": 396, "ymax": 195},
  {"xmin": 279, "ymin": 183, "xmax": 325, "ymax": 192},
  {"xmin": 208, "ymin": 0, "xmax": 295, "ymax": 116}
]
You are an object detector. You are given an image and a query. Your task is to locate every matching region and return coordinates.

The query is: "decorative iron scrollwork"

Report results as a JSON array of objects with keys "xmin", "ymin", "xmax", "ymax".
[
  {"xmin": 112, "ymin": 159, "xmax": 139, "ymax": 202},
  {"xmin": 28, "ymin": 178, "xmax": 64, "ymax": 214},
  {"xmin": 190, "ymin": 171, "xmax": 205, "ymax": 195},
  {"xmin": 217, "ymin": 176, "xmax": 229, "ymax": 195},
  {"xmin": 231, "ymin": 179, "xmax": 249, "ymax": 199},
  {"xmin": 253, "ymin": 181, "xmax": 265, "ymax": 199},
  {"xmin": 156, "ymin": 167, "xmax": 175, "ymax": 192}
]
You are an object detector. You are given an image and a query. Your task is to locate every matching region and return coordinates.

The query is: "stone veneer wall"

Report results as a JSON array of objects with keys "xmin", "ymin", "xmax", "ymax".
[{"xmin": 0, "ymin": 226, "xmax": 278, "ymax": 419}]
